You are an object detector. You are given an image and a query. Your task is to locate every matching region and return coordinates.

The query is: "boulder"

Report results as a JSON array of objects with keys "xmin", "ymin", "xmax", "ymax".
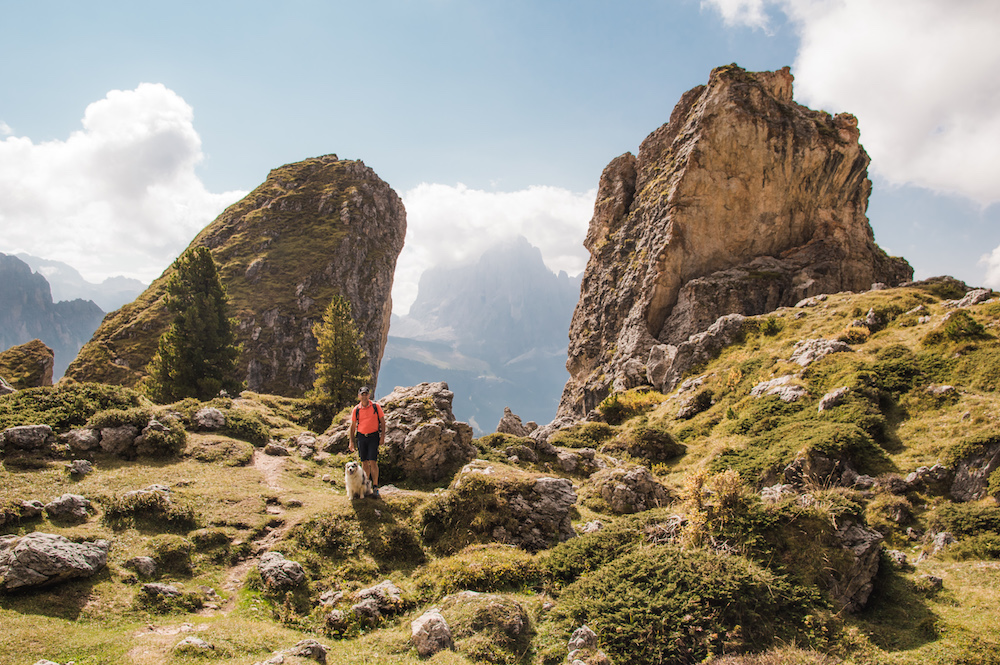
[
  {"xmin": 411, "ymin": 608, "xmax": 454, "ymax": 657},
  {"xmin": 0, "ymin": 339, "xmax": 55, "ymax": 388},
  {"xmin": 828, "ymin": 520, "xmax": 883, "ymax": 612},
  {"xmin": 66, "ymin": 459, "xmax": 93, "ymax": 477},
  {"xmin": 64, "ymin": 428, "xmax": 100, "ymax": 452},
  {"xmin": 98, "ymin": 425, "xmax": 140, "ymax": 456},
  {"xmin": 258, "ymin": 552, "xmax": 305, "ymax": 591},
  {"xmin": 647, "ymin": 314, "xmax": 746, "ymax": 395},
  {"xmin": 125, "ymin": 556, "xmax": 157, "ymax": 578},
  {"xmin": 558, "ymin": 64, "xmax": 911, "ymax": 418},
  {"xmin": 789, "ymin": 339, "xmax": 853, "ymax": 367},
  {"xmin": 174, "ymin": 637, "xmax": 214, "ymax": 653},
  {"xmin": 323, "ymin": 382, "xmax": 476, "ymax": 482},
  {"xmin": 818, "ymin": 386, "xmax": 850, "ymax": 412},
  {"xmin": 263, "ymin": 441, "xmax": 290, "ymax": 456},
  {"xmin": 750, "ymin": 375, "xmax": 809, "ymax": 402},
  {"xmin": 352, "ymin": 580, "xmax": 405, "ymax": 617},
  {"xmin": 1, "ymin": 424, "xmax": 56, "ymax": 451},
  {"xmin": 497, "ymin": 407, "xmax": 531, "ymax": 437},
  {"xmin": 0, "ymin": 532, "xmax": 110, "ymax": 591},
  {"xmin": 44, "ymin": 493, "xmax": 92, "ymax": 521},
  {"xmin": 587, "ymin": 465, "xmax": 670, "ymax": 514},
  {"xmin": 951, "ymin": 442, "xmax": 1000, "ymax": 501},
  {"xmin": 194, "ymin": 407, "xmax": 225, "ymax": 430},
  {"xmin": 946, "ymin": 288, "xmax": 992, "ymax": 308}
]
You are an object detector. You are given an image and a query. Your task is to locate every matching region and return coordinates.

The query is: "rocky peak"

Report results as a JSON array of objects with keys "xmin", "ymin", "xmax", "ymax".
[
  {"xmin": 559, "ymin": 64, "xmax": 912, "ymax": 418},
  {"xmin": 66, "ymin": 155, "xmax": 406, "ymax": 397}
]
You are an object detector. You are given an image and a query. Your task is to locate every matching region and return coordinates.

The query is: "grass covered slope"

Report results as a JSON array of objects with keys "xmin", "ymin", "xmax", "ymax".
[{"xmin": 3, "ymin": 283, "xmax": 1000, "ymax": 664}]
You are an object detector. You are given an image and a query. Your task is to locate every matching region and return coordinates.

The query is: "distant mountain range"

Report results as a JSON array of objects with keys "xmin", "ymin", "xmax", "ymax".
[
  {"xmin": 0, "ymin": 254, "xmax": 109, "ymax": 379},
  {"xmin": 379, "ymin": 236, "xmax": 581, "ymax": 433},
  {"xmin": 14, "ymin": 253, "xmax": 146, "ymax": 313}
]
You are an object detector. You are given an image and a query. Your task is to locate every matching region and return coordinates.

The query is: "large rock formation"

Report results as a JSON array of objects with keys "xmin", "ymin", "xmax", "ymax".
[
  {"xmin": 0, "ymin": 339, "xmax": 55, "ymax": 389},
  {"xmin": 65, "ymin": 155, "xmax": 406, "ymax": 397},
  {"xmin": 558, "ymin": 65, "xmax": 912, "ymax": 418}
]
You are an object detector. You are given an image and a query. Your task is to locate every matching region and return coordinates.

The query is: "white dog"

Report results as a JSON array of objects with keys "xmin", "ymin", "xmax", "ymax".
[{"xmin": 344, "ymin": 460, "xmax": 373, "ymax": 500}]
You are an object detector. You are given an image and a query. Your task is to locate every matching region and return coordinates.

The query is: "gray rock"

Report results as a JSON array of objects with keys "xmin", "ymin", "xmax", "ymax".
[
  {"xmin": 194, "ymin": 407, "xmax": 225, "ymax": 430},
  {"xmin": 67, "ymin": 459, "xmax": 93, "ymax": 476},
  {"xmin": 589, "ymin": 465, "xmax": 670, "ymax": 514},
  {"xmin": 352, "ymin": 596, "xmax": 383, "ymax": 620},
  {"xmin": 258, "ymin": 552, "xmax": 305, "ymax": 591},
  {"xmin": 1, "ymin": 424, "xmax": 56, "ymax": 450},
  {"xmin": 322, "ymin": 382, "xmax": 476, "ymax": 483},
  {"xmin": 647, "ymin": 314, "xmax": 746, "ymax": 394},
  {"xmin": 497, "ymin": 407, "xmax": 531, "ymax": 437},
  {"xmin": 353, "ymin": 580, "xmax": 404, "ymax": 615},
  {"xmin": 946, "ymin": 288, "xmax": 992, "ymax": 308},
  {"xmin": 930, "ymin": 531, "xmax": 956, "ymax": 555},
  {"xmin": 0, "ymin": 532, "xmax": 110, "ymax": 591},
  {"xmin": 886, "ymin": 550, "xmax": 908, "ymax": 567},
  {"xmin": 175, "ymin": 636, "xmax": 214, "ymax": 653},
  {"xmin": 44, "ymin": 493, "xmax": 92, "ymax": 521},
  {"xmin": 760, "ymin": 483, "xmax": 796, "ymax": 503},
  {"xmin": 568, "ymin": 624, "xmax": 598, "ymax": 651},
  {"xmin": 125, "ymin": 556, "xmax": 157, "ymax": 577},
  {"xmin": 750, "ymin": 375, "xmax": 809, "ymax": 402},
  {"xmin": 950, "ymin": 441, "xmax": 1000, "ymax": 501},
  {"xmin": 19, "ymin": 499, "xmax": 44, "ymax": 519},
  {"xmin": 263, "ymin": 441, "xmax": 290, "ymax": 456},
  {"xmin": 0, "ymin": 376, "xmax": 14, "ymax": 395},
  {"xmin": 818, "ymin": 386, "xmax": 850, "ymax": 412},
  {"xmin": 142, "ymin": 582, "xmax": 182, "ymax": 598},
  {"xmin": 411, "ymin": 608, "xmax": 454, "ymax": 657},
  {"xmin": 283, "ymin": 639, "xmax": 328, "ymax": 663},
  {"xmin": 99, "ymin": 425, "xmax": 140, "ymax": 456},
  {"xmin": 829, "ymin": 520, "xmax": 883, "ymax": 612},
  {"xmin": 64, "ymin": 428, "xmax": 100, "ymax": 452},
  {"xmin": 789, "ymin": 339, "xmax": 852, "ymax": 367}
]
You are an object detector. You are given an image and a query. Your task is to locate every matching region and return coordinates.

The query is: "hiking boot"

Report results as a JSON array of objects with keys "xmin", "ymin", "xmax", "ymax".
[{"xmin": 372, "ymin": 487, "xmax": 381, "ymax": 499}]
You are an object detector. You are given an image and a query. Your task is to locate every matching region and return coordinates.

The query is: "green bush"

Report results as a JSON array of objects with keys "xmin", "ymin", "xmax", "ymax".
[
  {"xmin": 948, "ymin": 532, "xmax": 1000, "ymax": 560},
  {"xmin": 442, "ymin": 592, "xmax": 534, "ymax": 665},
  {"xmin": 929, "ymin": 503, "xmax": 1000, "ymax": 537},
  {"xmin": 542, "ymin": 516, "xmax": 645, "ymax": 585},
  {"xmin": 602, "ymin": 422, "xmax": 686, "ymax": 462},
  {"xmin": 136, "ymin": 584, "xmax": 204, "ymax": 614},
  {"xmin": 550, "ymin": 545, "xmax": 817, "ymax": 665},
  {"xmin": 101, "ymin": 489, "xmax": 198, "ymax": 532},
  {"xmin": 87, "ymin": 406, "xmax": 154, "ymax": 430},
  {"xmin": 923, "ymin": 310, "xmax": 989, "ymax": 345},
  {"xmin": 865, "ymin": 493, "xmax": 912, "ymax": 534},
  {"xmin": 0, "ymin": 383, "xmax": 147, "ymax": 431},
  {"xmin": 149, "ymin": 534, "xmax": 194, "ymax": 575},
  {"xmin": 549, "ymin": 422, "xmax": 616, "ymax": 449},
  {"xmin": 221, "ymin": 408, "xmax": 271, "ymax": 446},
  {"xmin": 413, "ymin": 544, "xmax": 542, "ymax": 599},
  {"xmin": 597, "ymin": 389, "xmax": 666, "ymax": 425}
]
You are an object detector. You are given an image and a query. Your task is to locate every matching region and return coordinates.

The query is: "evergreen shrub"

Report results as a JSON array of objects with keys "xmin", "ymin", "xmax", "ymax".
[
  {"xmin": 0, "ymin": 383, "xmax": 147, "ymax": 431},
  {"xmin": 414, "ymin": 543, "xmax": 542, "ymax": 599}
]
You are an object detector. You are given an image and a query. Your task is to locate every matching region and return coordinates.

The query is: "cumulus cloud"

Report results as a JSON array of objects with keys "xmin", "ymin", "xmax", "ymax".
[
  {"xmin": 702, "ymin": 0, "xmax": 1000, "ymax": 207},
  {"xmin": 0, "ymin": 84, "xmax": 246, "ymax": 283},
  {"xmin": 981, "ymin": 246, "xmax": 1000, "ymax": 290},
  {"xmin": 394, "ymin": 183, "xmax": 595, "ymax": 314}
]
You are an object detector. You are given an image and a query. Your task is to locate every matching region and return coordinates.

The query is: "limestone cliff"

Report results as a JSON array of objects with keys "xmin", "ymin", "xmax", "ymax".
[
  {"xmin": 65, "ymin": 155, "xmax": 405, "ymax": 397},
  {"xmin": 558, "ymin": 64, "xmax": 912, "ymax": 418}
]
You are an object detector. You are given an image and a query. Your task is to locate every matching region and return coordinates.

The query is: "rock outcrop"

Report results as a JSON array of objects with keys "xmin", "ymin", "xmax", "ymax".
[
  {"xmin": 322, "ymin": 381, "xmax": 476, "ymax": 483},
  {"xmin": 0, "ymin": 339, "xmax": 55, "ymax": 389},
  {"xmin": 0, "ymin": 532, "xmax": 110, "ymax": 591},
  {"xmin": 559, "ymin": 65, "xmax": 911, "ymax": 417},
  {"xmin": 65, "ymin": 155, "xmax": 406, "ymax": 397}
]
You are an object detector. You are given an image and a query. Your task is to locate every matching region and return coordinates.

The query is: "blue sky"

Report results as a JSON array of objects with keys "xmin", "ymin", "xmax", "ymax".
[{"xmin": 2, "ymin": 0, "xmax": 999, "ymax": 313}]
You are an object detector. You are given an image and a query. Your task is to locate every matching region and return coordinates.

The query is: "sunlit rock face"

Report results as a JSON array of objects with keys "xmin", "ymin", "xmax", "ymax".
[{"xmin": 558, "ymin": 64, "xmax": 911, "ymax": 418}]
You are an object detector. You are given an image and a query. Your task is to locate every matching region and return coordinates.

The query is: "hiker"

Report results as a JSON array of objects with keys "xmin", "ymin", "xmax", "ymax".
[{"xmin": 348, "ymin": 386, "xmax": 385, "ymax": 498}]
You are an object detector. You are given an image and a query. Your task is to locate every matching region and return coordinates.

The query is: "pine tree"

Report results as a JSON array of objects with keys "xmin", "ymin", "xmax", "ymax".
[
  {"xmin": 145, "ymin": 246, "xmax": 242, "ymax": 402},
  {"xmin": 311, "ymin": 294, "xmax": 371, "ymax": 409}
]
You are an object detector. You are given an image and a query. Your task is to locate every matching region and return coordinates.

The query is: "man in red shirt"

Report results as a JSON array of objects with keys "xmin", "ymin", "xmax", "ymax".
[{"xmin": 348, "ymin": 386, "xmax": 385, "ymax": 498}]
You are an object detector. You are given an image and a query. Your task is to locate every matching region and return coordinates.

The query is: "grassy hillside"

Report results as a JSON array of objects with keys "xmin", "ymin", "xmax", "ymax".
[{"xmin": 3, "ymin": 284, "xmax": 1000, "ymax": 664}]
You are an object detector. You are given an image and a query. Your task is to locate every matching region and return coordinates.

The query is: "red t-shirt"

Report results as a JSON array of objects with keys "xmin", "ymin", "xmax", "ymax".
[{"xmin": 352, "ymin": 401, "xmax": 384, "ymax": 435}]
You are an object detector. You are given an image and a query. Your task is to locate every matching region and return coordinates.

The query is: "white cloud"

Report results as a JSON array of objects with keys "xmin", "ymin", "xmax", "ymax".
[
  {"xmin": 981, "ymin": 246, "xmax": 1000, "ymax": 290},
  {"xmin": 394, "ymin": 183, "xmax": 595, "ymax": 314},
  {"xmin": 0, "ymin": 84, "xmax": 246, "ymax": 283},
  {"xmin": 702, "ymin": 0, "xmax": 1000, "ymax": 207},
  {"xmin": 0, "ymin": 121, "xmax": 12, "ymax": 137}
]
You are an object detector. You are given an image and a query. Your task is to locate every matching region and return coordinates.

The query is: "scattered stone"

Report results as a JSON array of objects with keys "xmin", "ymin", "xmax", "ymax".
[
  {"xmin": 750, "ymin": 375, "xmax": 809, "ymax": 402},
  {"xmin": 587, "ymin": 465, "xmax": 670, "ymax": 514},
  {"xmin": 411, "ymin": 608, "xmax": 454, "ymax": 657},
  {"xmin": 926, "ymin": 384, "xmax": 956, "ymax": 397},
  {"xmin": 258, "ymin": 552, "xmax": 305, "ymax": 591},
  {"xmin": 125, "ymin": 556, "xmax": 157, "ymax": 578},
  {"xmin": 319, "ymin": 589, "xmax": 343, "ymax": 607},
  {"xmin": 789, "ymin": 339, "xmax": 852, "ymax": 367},
  {"xmin": 946, "ymin": 288, "xmax": 991, "ymax": 309},
  {"xmin": 497, "ymin": 407, "xmax": 531, "ymax": 437},
  {"xmin": 263, "ymin": 441, "xmax": 290, "ymax": 456},
  {"xmin": 67, "ymin": 459, "xmax": 93, "ymax": 477},
  {"xmin": 194, "ymin": 407, "xmax": 225, "ymax": 430},
  {"xmin": 568, "ymin": 624, "xmax": 598, "ymax": 652},
  {"xmin": 0, "ymin": 532, "xmax": 110, "ymax": 591},
  {"xmin": 930, "ymin": 531, "xmax": 956, "ymax": 555},
  {"xmin": 760, "ymin": 483, "xmax": 796, "ymax": 503},
  {"xmin": 175, "ymin": 636, "xmax": 214, "ymax": 653},
  {"xmin": 904, "ymin": 464, "xmax": 951, "ymax": 489},
  {"xmin": 1, "ymin": 424, "xmax": 56, "ymax": 451},
  {"xmin": 796, "ymin": 294, "xmax": 829, "ymax": 307},
  {"xmin": 19, "ymin": 499, "xmax": 44, "ymax": 519},
  {"xmin": 353, "ymin": 580, "xmax": 404, "ymax": 616},
  {"xmin": 818, "ymin": 386, "xmax": 850, "ymax": 412},
  {"xmin": 44, "ymin": 493, "xmax": 92, "ymax": 521},
  {"xmin": 885, "ymin": 550, "xmax": 908, "ymax": 568},
  {"xmin": 142, "ymin": 582, "xmax": 183, "ymax": 599},
  {"xmin": 581, "ymin": 520, "xmax": 605, "ymax": 534},
  {"xmin": 64, "ymin": 428, "xmax": 100, "ymax": 452}
]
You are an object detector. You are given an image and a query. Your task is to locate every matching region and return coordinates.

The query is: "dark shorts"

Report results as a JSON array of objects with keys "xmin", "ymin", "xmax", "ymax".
[{"xmin": 356, "ymin": 432, "xmax": 380, "ymax": 461}]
